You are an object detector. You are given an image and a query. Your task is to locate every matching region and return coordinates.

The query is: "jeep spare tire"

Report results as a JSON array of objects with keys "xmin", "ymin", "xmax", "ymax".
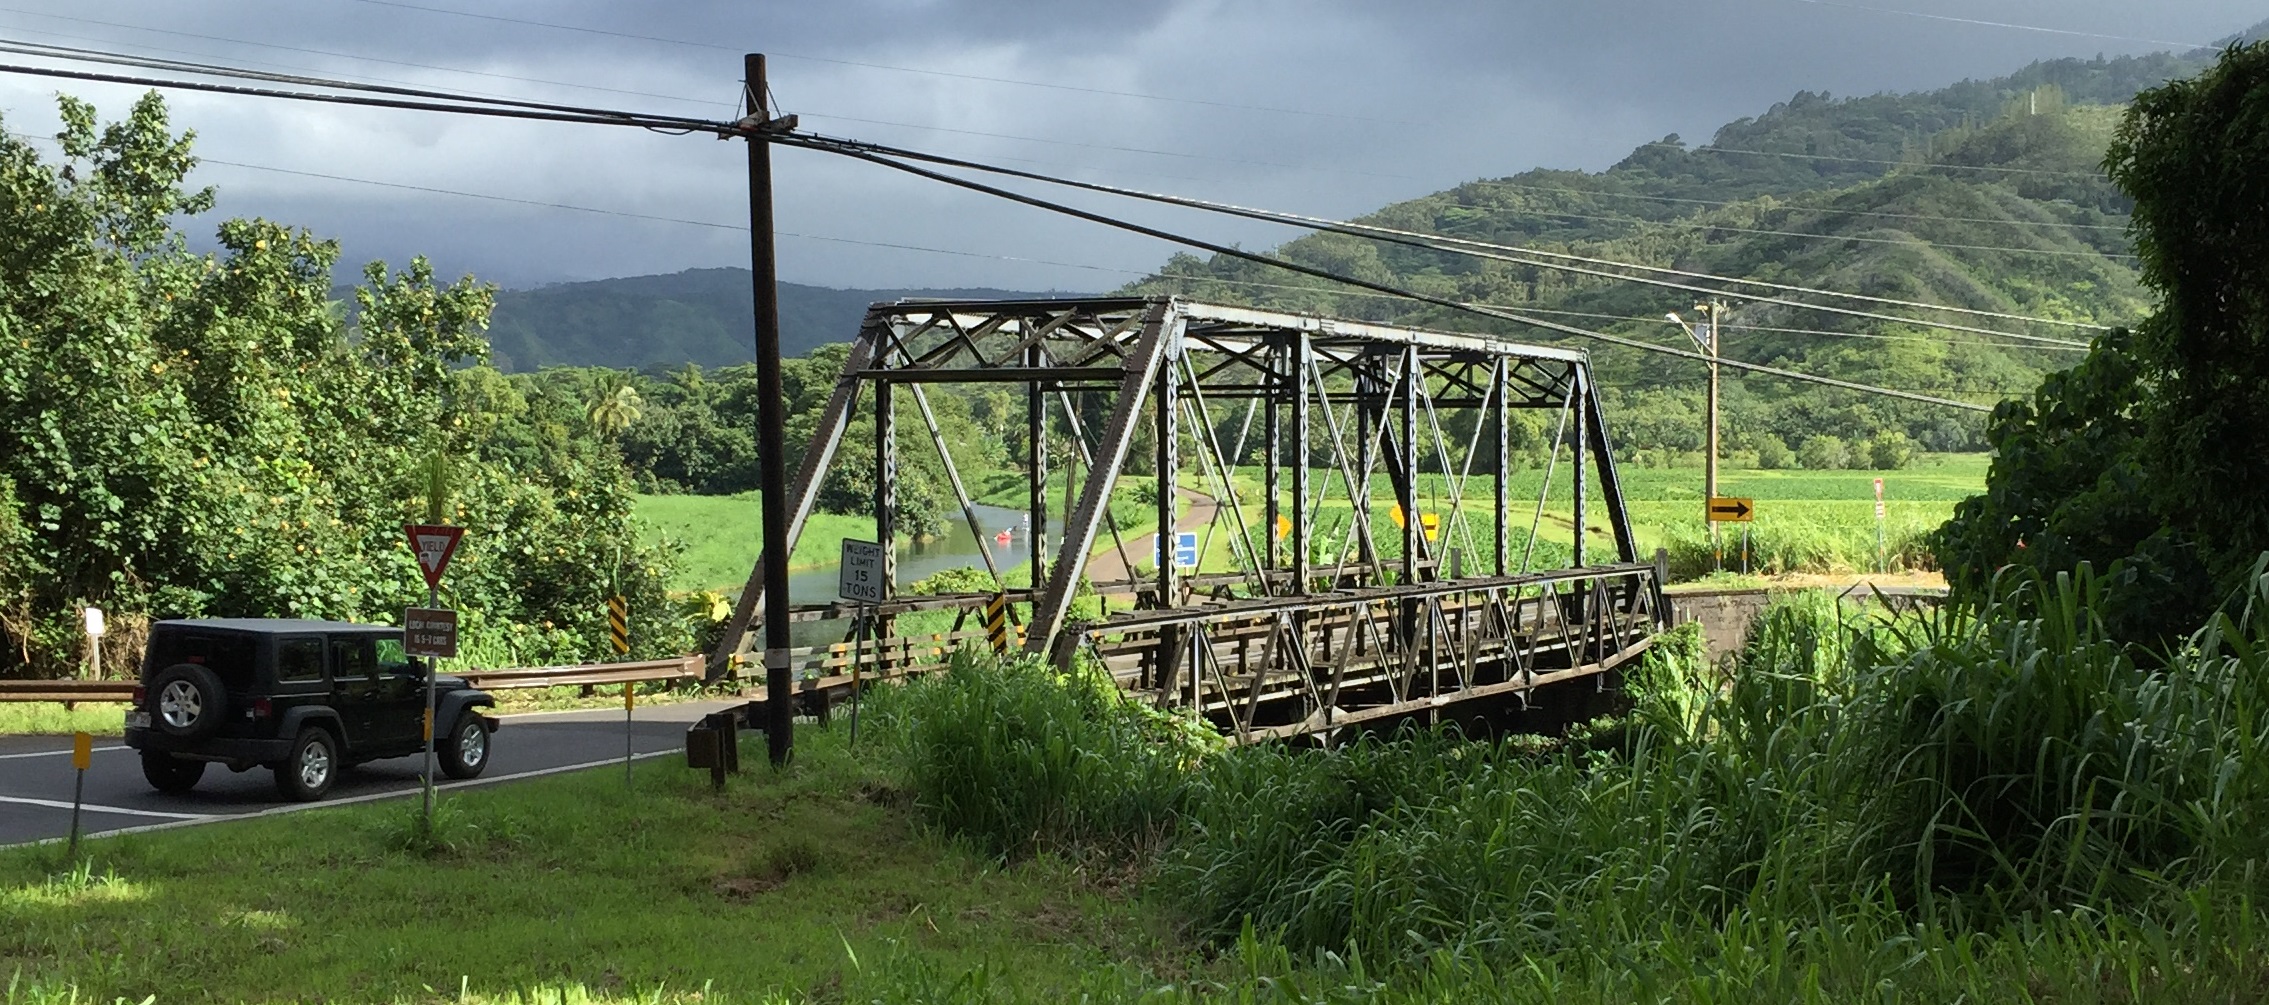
[{"xmin": 149, "ymin": 663, "xmax": 227, "ymax": 739}]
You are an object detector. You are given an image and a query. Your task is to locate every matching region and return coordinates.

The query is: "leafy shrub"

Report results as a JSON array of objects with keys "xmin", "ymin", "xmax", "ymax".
[
  {"xmin": 1866, "ymin": 429, "xmax": 1915, "ymax": 470},
  {"xmin": 1754, "ymin": 436, "xmax": 1796, "ymax": 470},
  {"xmin": 868, "ymin": 647, "xmax": 1210, "ymax": 859},
  {"xmin": 1797, "ymin": 435, "xmax": 1850, "ymax": 470}
]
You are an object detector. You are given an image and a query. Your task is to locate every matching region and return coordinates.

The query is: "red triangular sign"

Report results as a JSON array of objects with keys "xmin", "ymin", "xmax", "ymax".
[{"xmin": 403, "ymin": 523, "xmax": 465, "ymax": 590}]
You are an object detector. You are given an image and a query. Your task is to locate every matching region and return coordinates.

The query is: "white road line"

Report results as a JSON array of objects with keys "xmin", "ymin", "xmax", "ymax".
[
  {"xmin": 1, "ymin": 749, "xmax": 681, "ymax": 849},
  {"xmin": 0, "ymin": 744, "xmax": 127, "ymax": 761},
  {"xmin": 0, "ymin": 795, "xmax": 212, "ymax": 820}
]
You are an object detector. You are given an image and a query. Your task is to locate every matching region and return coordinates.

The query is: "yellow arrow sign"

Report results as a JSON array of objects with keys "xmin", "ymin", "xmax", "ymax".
[{"xmin": 1707, "ymin": 497, "xmax": 1755, "ymax": 523}]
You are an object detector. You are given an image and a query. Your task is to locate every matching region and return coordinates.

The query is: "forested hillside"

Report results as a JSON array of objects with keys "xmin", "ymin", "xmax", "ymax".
[
  {"xmin": 484, "ymin": 270, "xmax": 1070, "ymax": 371},
  {"xmin": 1127, "ymin": 46, "xmax": 2232, "ymax": 463}
]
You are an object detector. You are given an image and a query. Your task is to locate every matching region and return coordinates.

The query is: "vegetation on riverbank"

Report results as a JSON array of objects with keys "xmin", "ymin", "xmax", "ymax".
[{"xmin": 17, "ymin": 571, "xmax": 2269, "ymax": 1002}]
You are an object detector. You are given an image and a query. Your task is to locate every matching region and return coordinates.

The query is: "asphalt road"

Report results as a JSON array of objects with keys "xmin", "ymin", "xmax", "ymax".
[{"xmin": 0, "ymin": 700, "xmax": 745, "ymax": 848}]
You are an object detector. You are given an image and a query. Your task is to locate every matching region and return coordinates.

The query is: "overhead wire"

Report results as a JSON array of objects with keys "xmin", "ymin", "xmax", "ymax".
[
  {"xmin": 782, "ymin": 132, "xmax": 2103, "ymax": 344},
  {"xmin": 0, "ymin": 7, "xmax": 723, "ymax": 109},
  {"xmin": 1779, "ymin": 0, "xmax": 2209, "ymax": 49},
  {"xmin": 1, "ymin": 117, "xmax": 2093, "ymax": 357},
  {"xmin": 0, "ymin": 39, "xmax": 727, "ymax": 128},
  {"xmin": 0, "ymin": 50, "xmax": 2034, "ymax": 411},
  {"xmin": 335, "ymin": 0, "xmax": 1406, "ymax": 124},
  {"xmin": 781, "ymin": 136, "xmax": 1997, "ymax": 411}
]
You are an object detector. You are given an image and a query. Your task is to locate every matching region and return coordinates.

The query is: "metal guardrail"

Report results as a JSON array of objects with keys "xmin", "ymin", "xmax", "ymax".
[
  {"xmin": 0, "ymin": 680, "xmax": 138, "ymax": 705},
  {"xmin": 455, "ymin": 656, "xmax": 703, "ymax": 691},
  {"xmin": 0, "ymin": 655, "xmax": 707, "ymax": 704}
]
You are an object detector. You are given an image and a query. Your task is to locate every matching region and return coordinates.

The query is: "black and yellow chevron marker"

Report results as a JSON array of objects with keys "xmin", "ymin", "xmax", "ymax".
[
  {"xmin": 984, "ymin": 593, "xmax": 1010, "ymax": 654},
  {"xmin": 607, "ymin": 595, "xmax": 630, "ymax": 655}
]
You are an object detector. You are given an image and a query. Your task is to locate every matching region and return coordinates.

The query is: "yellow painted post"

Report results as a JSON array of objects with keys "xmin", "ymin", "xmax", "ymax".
[{"xmin": 68, "ymin": 731, "xmax": 92, "ymax": 858}]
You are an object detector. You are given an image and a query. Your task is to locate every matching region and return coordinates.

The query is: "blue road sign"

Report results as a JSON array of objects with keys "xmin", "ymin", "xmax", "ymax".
[{"xmin": 1174, "ymin": 531, "xmax": 1199, "ymax": 569}]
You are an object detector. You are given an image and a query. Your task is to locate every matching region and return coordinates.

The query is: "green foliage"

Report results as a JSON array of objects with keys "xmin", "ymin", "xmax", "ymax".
[
  {"xmin": 1128, "ymin": 54, "xmax": 2171, "ymax": 458},
  {"xmin": 1939, "ymin": 43, "xmax": 2269, "ymax": 641},
  {"xmin": 1753, "ymin": 435, "xmax": 1794, "ymax": 469},
  {"xmin": 1795, "ymin": 434, "xmax": 1849, "ymax": 470},
  {"xmin": 0, "ymin": 93, "xmax": 691, "ymax": 674},
  {"xmin": 867, "ymin": 647, "xmax": 1213, "ymax": 860},
  {"xmin": 878, "ymin": 568, "xmax": 2269, "ymax": 983}
]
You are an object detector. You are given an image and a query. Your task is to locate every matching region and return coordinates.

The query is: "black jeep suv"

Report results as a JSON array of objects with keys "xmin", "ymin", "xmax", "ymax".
[{"xmin": 125, "ymin": 619, "xmax": 499, "ymax": 801}]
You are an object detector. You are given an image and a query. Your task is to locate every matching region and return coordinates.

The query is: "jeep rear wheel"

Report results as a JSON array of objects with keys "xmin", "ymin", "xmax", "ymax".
[
  {"xmin": 274, "ymin": 727, "xmax": 337, "ymax": 801},
  {"xmin": 440, "ymin": 711, "xmax": 490, "ymax": 779},
  {"xmin": 149, "ymin": 664, "xmax": 227, "ymax": 739},
  {"xmin": 141, "ymin": 751, "xmax": 205, "ymax": 793}
]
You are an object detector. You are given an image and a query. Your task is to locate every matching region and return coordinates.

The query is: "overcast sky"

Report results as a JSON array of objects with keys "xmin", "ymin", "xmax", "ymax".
[{"xmin": 0, "ymin": 1, "xmax": 2256, "ymax": 291}]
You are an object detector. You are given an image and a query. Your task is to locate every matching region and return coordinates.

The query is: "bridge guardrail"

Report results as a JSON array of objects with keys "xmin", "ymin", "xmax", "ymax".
[
  {"xmin": 1, "ymin": 655, "xmax": 708, "ymax": 705},
  {"xmin": 0, "ymin": 680, "xmax": 139, "ymax": 706}
]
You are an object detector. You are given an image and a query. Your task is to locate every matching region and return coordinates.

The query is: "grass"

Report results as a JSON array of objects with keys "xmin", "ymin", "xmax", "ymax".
[
  {"xmin": 0, "ymin": 703, "xmax": 126, "ymax": 737},
  {"xmin": 19, "ymin": 567, "xmax": 2269, "ymax": 1001},
  {"xmin": 0, "ymin": 723, "xmax": 1190, "ymax": 1004},
  {"xmin": 643, "ymin": 457, "xmax": 1985, "ymax": 595},
  {"xmin": 635, "ymin": 493, "xmax": 893, "ymax": 593}
]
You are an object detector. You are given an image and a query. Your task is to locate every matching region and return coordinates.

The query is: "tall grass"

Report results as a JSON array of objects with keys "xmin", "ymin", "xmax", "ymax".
[
  {"xmin": 866, "ymin": 647, "xmax": 1211, "ymax": 859},
  {"xmin": 870, "ymin": 564, "xmax": 2269, "ymax": 994}
]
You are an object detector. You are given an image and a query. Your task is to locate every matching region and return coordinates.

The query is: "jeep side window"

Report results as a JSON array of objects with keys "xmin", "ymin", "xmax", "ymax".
[
  {"xmin": 374, "ymin": 638, "xmax": 414, "ymax": 675},
  {"xmin": 277, "ymin": 637, "xmax": 326, "ymax": 683},
  {"xmin": 327, "ymin": 637, "xmax": 376, "ymax": 683}
]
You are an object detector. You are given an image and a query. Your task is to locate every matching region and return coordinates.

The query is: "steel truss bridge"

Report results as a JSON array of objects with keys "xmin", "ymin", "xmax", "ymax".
[{"xmin": 712, "ymin": 297, "xmax": 1669, "ymax": 742}]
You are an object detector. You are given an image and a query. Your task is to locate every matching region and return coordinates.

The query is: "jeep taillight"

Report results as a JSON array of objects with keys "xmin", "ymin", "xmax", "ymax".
[
  {"xmin": 131, "ymin": 685, "xmax": 145, "ymax": 705},
  {"xmin": 251, "ymin": 698, "xmax": 272, "ymax": 718}
]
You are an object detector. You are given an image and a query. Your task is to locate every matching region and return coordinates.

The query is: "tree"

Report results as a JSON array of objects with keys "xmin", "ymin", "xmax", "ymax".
[
  {"xmin": 1797, "ymin": 435, "xmax": 1849, "ymax": 471},
  {"xmin": 586, "ymin": 370, "xmax": 644, "ymax": 439},
  {"xmin": 1936, "ymin": 42, "xmax": 2269, "ymax": 641},
  {"xmin": 1866, "ymin": 430, "xmax": 1914, "ymax": 470},
  {"xmin": 1754, "ymin": 436, "xmax": 1796, "ymax": 470},
  {"xmin": 0, "ymin": 93, "xmax": 690, "ymax": 674}
]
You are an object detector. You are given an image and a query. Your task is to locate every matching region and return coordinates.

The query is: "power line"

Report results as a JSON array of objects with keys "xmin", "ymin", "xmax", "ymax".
[
  {"xmin": 1458, "ymin": 176, "xmax": 2128, "ymax": 231},
  {"xmin": 9, "ymin": 119, "xmax": 2092, "ymax": 355},
  {"xmin": 0, "ymin": 56, "xmax": 737, "ymax": 133},
  {"xmin": 0, "ymin": 50, "xmax": 2019, "ymax": 410},
  {"xmin": 785, "ymin": 137, "xmax": 1997, "ymax": 411},
  {"xmin": 335, "ymin": 0, "xmax": 1405, "ymax": 124},
  {"xmin": 1643, "ymin": 140, "xmax": 2105, "ymax": 179},
  {"xmin": 11, "ymin": 129, "xmax": 1135, "ymax": 279},
  {"xmin": 785, "ymin": 133, "xmax": 2104, "ymax": 343},
  {"xmin": 1779, "ymin": 0, "xmax": 2210, "ymax": 49},
  {"xmin": 0, "ymin": 7, "xmax": 724, "ymax": 110},
  {"xmin": 1429, "ymin": 198, "xmax": 2134, "ymax": 260},
  {"xmin": 1140, "ymin": 273, "xmax": 2090, "ymax": 351},
  {"xmin": 0, "ymin": 38, "xmax": 726, "ymax": 128}
]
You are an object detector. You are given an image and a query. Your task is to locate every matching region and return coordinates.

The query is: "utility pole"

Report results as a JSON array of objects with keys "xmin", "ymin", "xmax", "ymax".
[
  {"xmin": 1669, "ymin": 301, "xmax": 1725, "ymax": 564},
  {"xmin": 1703, "ymin": 300, "xmax": 1720, "ymax": 509},
  {"xmin": 742, "ymin": 54, "xmax": 798, "ymax": 767}
]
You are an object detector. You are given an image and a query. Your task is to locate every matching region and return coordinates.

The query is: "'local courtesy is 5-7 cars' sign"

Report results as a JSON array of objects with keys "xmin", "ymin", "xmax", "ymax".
[{"xmin": 403, "ymin": 607, "xmax": 459, "ymax": 659}]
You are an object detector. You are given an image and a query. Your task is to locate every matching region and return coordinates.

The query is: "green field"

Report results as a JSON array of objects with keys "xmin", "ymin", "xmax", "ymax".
[
  {"xmin": 639, "ymin": 456, "xmax": 1987, "ymax": 594},
  {"xmin": 635, "ymin": 493, "xmax": 891, "ymax": 594}
]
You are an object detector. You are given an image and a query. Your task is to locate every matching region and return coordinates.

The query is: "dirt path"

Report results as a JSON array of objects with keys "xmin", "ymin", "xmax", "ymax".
[{"xmin": 1082, "ymin": 487, "xmax": 1216, "ymax": 586}]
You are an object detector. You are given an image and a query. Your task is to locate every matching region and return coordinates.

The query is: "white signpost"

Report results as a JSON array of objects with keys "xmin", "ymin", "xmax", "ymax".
[
  {"xmin": 838, "ymin": 539, "xmax": 886, "ymax": 604},
  {"xmin": 838, "ymin": 539, "xmax": 886, "ymax": 746},
  {"xmin": 1874, "ymin": 478, "xmax": 1887, "ymax": 573},
  {"xmin": 402, "ymin": 523, "xmax": 464, "ymax": 821},
  {"xmin": 82, "ymin": 606, "xmax": 104, "ymax": 680}
]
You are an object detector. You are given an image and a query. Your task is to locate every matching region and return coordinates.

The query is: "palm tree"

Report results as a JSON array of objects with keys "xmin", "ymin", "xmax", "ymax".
[{"xmin": 586, "ymin": 371, "xmax": 643, "ymax": 439}]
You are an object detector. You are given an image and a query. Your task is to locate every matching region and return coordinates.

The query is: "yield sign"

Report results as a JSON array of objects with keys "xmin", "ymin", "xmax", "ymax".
[{"xmin": 403, "ymin": 523, "xmax": 465, "ymax": 590}]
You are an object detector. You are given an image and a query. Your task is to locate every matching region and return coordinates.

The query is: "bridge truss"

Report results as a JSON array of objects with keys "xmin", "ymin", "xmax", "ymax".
[{"xmin": 712, "ymin": 296, "xmax": 1669, "ymax": 740}]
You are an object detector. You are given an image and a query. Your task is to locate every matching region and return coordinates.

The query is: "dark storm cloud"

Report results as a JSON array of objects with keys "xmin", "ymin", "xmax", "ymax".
[{"xmin": 0, "ymin": 0, "xmax": 2256, "ymax": 291}]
